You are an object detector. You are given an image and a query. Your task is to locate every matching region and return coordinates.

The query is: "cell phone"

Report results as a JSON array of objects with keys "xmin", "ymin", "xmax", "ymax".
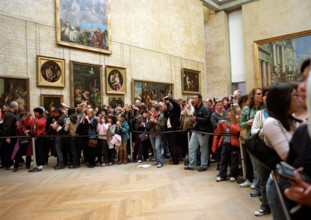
[{"xmin": 276, "ymin": 162, "xmax": 311, "ymax": 184}]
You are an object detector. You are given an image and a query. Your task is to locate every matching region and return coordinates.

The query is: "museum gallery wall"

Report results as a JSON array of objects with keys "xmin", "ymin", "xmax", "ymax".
[{"xmin": 0, "ymin": 0, "xmax": 206, "ymax": 111}]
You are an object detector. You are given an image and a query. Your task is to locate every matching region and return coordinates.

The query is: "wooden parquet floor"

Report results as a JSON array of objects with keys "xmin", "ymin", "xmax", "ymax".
[{"xmin": 0, "ymin": 158, "xmax": 272, "ymax": 220}]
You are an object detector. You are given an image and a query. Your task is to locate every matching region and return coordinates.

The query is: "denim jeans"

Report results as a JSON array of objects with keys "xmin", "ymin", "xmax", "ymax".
[
  {"xmin": 258, "ymin": 162, "xmax": 270, "ymax": 212},
  {"xmin": 250, "ymin": 154, "xmax": 261, "ymax": 193},
  {"xmin": 69, "ymin": 137, "xmax": 79, "ymax": 166},
  {"xmin": 218, "ymin": 144, "xmax": 239, "ymax": 178},
  {"xmin": 54, "ymin": 137, "xmax": 63, "ymax": 166},
  {"xmin": 188, "ymin": 132, "xmax": 209, "ymax": 169},
  {"xmin": 266, "ymin": 177, "xmax": 285, "ymax": 220},
  {"xmin": 150, "ymin": 137, "xmax": 163, "ymax": 165}
]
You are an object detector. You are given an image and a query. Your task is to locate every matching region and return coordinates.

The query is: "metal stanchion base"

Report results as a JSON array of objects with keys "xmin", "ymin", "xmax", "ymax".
[{"xmin": 28, "ymin": 167, "xmax": 42, "ymax": 173}]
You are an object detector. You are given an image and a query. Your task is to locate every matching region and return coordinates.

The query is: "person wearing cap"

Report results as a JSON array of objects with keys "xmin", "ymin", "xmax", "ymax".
[
  {"xmin": 49, "ymin": 108, "xmax": 65, "ymax": 169},
  {"xmin": 24, "ymin": 107, "xmax": 47, "ymax": 170}
]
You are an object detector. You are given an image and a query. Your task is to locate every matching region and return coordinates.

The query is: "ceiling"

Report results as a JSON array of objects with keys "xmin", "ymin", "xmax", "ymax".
[{"xmin": 201, "ymin": 0, "xmax": 256, "ymax": 12}]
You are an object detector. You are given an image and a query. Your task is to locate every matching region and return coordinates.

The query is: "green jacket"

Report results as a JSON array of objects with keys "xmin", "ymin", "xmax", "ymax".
[
  {"xmin": 116, "ymin": 121, "xmax": 130, "ymax": 142},
  {"xmin": 147, "ymin": 113, "xmax": 166, "ymax": 137},
  {"xmin": 239, "ymin": 104, "xmax": 264, "ymax": 138}
]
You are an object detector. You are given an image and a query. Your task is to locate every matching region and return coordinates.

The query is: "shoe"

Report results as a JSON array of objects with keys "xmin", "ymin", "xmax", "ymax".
[
  {"xmin": 184, "ymin": 166, "xmax": 194, "ymax": 170},
  {"xmin": 254, "ymin": 209, "xmax": 270, "ymax": 216},
  {"xmin": 250, "ymin": 191, "xmax": 261, "ymax": 197},
  {"xmin": 137, "ymin": 160, "xmax": 142, "ymax": 163},
  {"xmin": 87, "ymin": 165, "xmax": 95, "ymax": 168},
  {"xmin": 108, "ymin": 162, "xmax": 113, "ymax": 166},
  {"xmin": 216, "ymin": 176, "xmax": 224, "ymax": 182},
  {"xmin": 9, "ymin": 165, "xmax": 14, "ymax": 170},
  {"xmin": 197, "ymin": 167, "xmax": 207, "ymax": 172},
  {"xmin": 101, "ymin": 163, "xmax": 108, "ymax": 167},
  {"xmin": 240, "ymin": 180, "xmax": 252, "ymax": 187},
  {"xmin": 68, "ymin": 165, "xmax": 79, "ymax": 169},
  {"xmin": 146, "ymin": 158, "xmax": 151, "ymax": 161},
  {"xmin": 96, "ymin": 162, "xmax": 101, "ymax": 166},
  {"xmin": 230, "ymin": 177, "xmax": 236, "ymax": 182},
  {"xmin": 157, "ymin": 164, "xmax": 163, "ymax": 168},
  {"xmin": 250, "ymin": 184, "xmax": 255, "ymax": 189},
  {"xmin": 54, "ymin": 165, "xmax": 65, "ymax": 170},
  {"xmin": 210, "ymin": 158, "xmax": 217, "ymax": 163},
  {"xmin": 38, "ymin": 165, "xmax": 43, "ymax": 170},
  {"xmin": 153, "ymin": 162, "xmax": 158, "ymax": 165}
]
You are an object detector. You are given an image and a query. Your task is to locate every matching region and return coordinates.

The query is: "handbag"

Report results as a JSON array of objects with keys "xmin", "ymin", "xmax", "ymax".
[
  {"xmin": 244, "ymin": 112, "xmax": 281, "ymax": 170},
  {"xmin": 139, "ymin": 129, "xmax": 149, "ymax": 142},
  {"xmin": 88, "ymin": 139, "xmax": 98, "ymax": 148}
]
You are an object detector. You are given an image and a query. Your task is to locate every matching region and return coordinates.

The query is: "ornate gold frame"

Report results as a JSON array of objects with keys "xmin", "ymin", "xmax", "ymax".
[
  {"xmin": 108, "ymin": 97, "xmax": 125, "ymax": 108},
  {"xmin": 70, "ymin": 61, "xmax": 103, "ymax": 107},
  {"xmin": 181, "ymin": 68, "xmax": 201, "ymax": 94},
  {"xmin": 55, "ymin": 0, "xmax": 112, "ymax": 54},
  {"xmin": 37, "ymin": 55, "xmax": 65, "ymax": 88},
  {"xmin": 131, "ymin": 79, "xmax": 174, "ymax": 104},
  {"xmin": 253, "ymin": 30, "xmax": 311, "ymax": 87},
  {"xmin": 105, "ymin": 65, "xmax": 126, "ymax": 95},
  {"xmin": 40, "ymin": 94, "xmax": 64, "ymax": 111}
]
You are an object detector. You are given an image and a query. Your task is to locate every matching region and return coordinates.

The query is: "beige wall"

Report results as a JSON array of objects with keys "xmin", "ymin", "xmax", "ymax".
[
  {"xmin": 204, "ymin": 9, "xmax": 231, "ymax": 99},
  {"xmin": 0, "ymin": 0, "xmax": 206, "ymax": 111},
  {"xmin": 242, "ymin": 0, "xmax": 311, "ymax": 92}
]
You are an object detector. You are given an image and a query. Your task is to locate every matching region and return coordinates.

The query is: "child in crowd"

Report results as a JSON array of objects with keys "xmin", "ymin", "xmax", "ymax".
[
  {"xmin": 215, "ymin": 107, "xmax": 241, "ymax": 182},
  {"xmin": 97, "ymin": 115, "xmax": 109, "ymax": 166},
  {"xmin": 116, "ymin": 113, "xmax": 130, "ymax": 164},
  {"xmin": 107, "ymin": 114, "xmax": 117, "ymax": 165}
]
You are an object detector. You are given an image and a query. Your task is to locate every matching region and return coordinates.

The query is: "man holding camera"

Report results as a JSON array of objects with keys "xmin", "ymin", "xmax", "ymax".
[{"xmin": 185, "ymin": 94, "xmax": 212, "ymax": 172}]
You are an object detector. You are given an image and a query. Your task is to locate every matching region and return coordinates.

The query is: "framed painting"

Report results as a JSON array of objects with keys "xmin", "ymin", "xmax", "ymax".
[
  {"xmin": 55, "ymin": 0, "xmax": 111, "ymax": 54},
  {"xmin": 105, "ymin": 66, "xmax": 126, "ymax": 95},
  {"xmin": 70, "ymin": 61, "xmax": 103, "ymax": 108},
  {"xmin": 132, "ymin": 79, "xmax": 173, "ymax": 105},
  {"xmin": 253, "ymin": 30, "xmax": 311, "ymax": 88},
  {"xmin": 0, "ymin": 76, "xmax": 29, "ymax": 112},
  {"xmin": 182, "ymin": 68, "xmax": 200, "ymax": 94},
  {"xmin": 40, "ymin": 94, "xmax": 64, "ymax": 112},
  {"xmin": 109, "ymin": 97, "xmax": 124, "ymax": 108},
  {"xmin": 37, "ymin": 55, "xmax": 65, "ymax": 88}
]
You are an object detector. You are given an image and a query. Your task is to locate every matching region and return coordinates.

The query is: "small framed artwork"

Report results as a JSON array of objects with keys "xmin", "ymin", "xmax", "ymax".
[
  {"xmin": 109, "ymin": 97, "xmax": 124, "ymax": 108},
  {"xmin": 132, "ymin": 79, "xmax": 173, "ymax": 105},
  {"xmin": 253, "ymin": 30, "xmax": 311, "ymax": 87},
  {"xmin": 40, "ymin": 94, "xmax": 64, "ymax": 112},
  {"xmin": 105, "ymin": 66, "xmax": 126, "ymax": 95},
  {"xmin": 37, "ymin": 55, "xmax": 65, "ymax": 88},
  {"xmin": 70, "ymin": 61, "xmax": 103, "ymax": 108},
  {"xmin": 55, "ymin": 0, "xmax": 111, "ymax": 54},
  {"xmin": 0, "ymin": 76, "xmax": 29, "ymax": 112},
  {"xmin": 182, "ymin": 68, "xmax": 200, "ymax": 94}
]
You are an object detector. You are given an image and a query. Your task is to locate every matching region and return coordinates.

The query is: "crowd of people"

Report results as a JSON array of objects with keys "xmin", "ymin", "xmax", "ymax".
[{"xmin": 1, "ymin": 59, "xmax": 310, "ymax": 219}]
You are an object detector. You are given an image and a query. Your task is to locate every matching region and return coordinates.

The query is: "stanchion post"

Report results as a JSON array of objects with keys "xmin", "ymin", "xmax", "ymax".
[
  {"xmin": 28, "ymin": 136, "xmax": 41, "ymax": 172},
  {"xmin": 130, "ymin": 132, "xmax": 133, "ymax": 162},
  {"xmin": 239, "ymin": 138, "xmax": 246, "ymax": 180}
]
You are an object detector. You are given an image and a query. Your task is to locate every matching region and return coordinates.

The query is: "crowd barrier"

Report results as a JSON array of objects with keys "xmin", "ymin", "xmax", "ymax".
[{"xmin": 0, "ymin": 130, "xmax": 245, "ymax": 178}]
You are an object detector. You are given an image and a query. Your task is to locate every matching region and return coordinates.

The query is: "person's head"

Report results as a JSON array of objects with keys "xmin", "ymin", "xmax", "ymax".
[
  {"xmin": 222, "ymin": 97, "xmax": 229, "ymax": 106},
  {"xmin": 53, "ymin": 108, "xmax": 62, "ymax": 118},
  {"xmin": 266, "ymin": 83, "xmax": 299, "ymax": 131},
  {"xmin": 60, "ymin": 103, "xmax": 66, "ymax": 109},
  {"xmin": 9, "ymin": 101, "xmax": 19, "ymax": 113},
  {"xmin": 214, "ymin": 99, "xmax": 223, "ymax": 112},
  {"xmin": 142, "ymin": 110, "xmax": 148, "ymax": 119},
  {"xmin": 33, "ymin": 107, "xmax": 43, "ymax": 118},
  {"xmin": 135, "ymin": 99, "xmax": 141, "ymax": 107},
  {"xmin": 238, "ymin": 94, "xmax": 248, "ymax": 109},
  {"xmin": 247, "ymin": 88, "xmax": 263, "ymax": 107},
  {"xmin": 19, "ymin": 112, "xmax": 27, "ymax": 121},
  {"xmin": 88, "ymin": 108, "xmax": 95, "ymax": 118},
  {"xmin": 68, "ymin": 107, "xmax": 76, "ymax": 117},
  {"xmin": 108, "ymin": 114, "xmax": 116, "ymax": 124},
  {"xmin": 262, "ymin": 87, "xmax": 269, "ymax": 105},
  {"xmin": 153, "ymin": 104, "xmax": 161, "ymax": 114},
  {"xmin": 117, "ymin": 113, "xmax": 124, "ymax": 123},
  {"xmin": 193, "ymin": 94, "xmax": 203, "ymax": 107},
  {"xmin": 233, "ymin": 90, "xmax": 243, "ymax": 98},
  {"xmin": 298, "ymin": 58, "xmax": 311, "ymax": 107}
]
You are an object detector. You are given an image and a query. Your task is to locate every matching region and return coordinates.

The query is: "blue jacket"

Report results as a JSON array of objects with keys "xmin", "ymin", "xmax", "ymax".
[{"xmin": 116, "ymin": 120, "xmax": 130, "ymax": 142}]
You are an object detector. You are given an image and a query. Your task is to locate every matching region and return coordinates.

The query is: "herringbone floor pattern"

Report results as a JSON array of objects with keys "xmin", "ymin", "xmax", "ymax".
[{"xmin": 0, "ymin": 158, "xmax": 271, "ymax": 220}]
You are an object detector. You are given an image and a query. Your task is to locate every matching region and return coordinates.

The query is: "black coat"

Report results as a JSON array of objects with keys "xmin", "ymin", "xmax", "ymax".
[
  {"xmin": 2, "ymin": 110, "xmax": 18, "ymax": 136},
  {"xmin": 193, "ymin": 102, "xmax": 212, "ymax": 132},
  {"xmin": 164, "ymin": 97, "xmax": 181, "ymax": 130}
]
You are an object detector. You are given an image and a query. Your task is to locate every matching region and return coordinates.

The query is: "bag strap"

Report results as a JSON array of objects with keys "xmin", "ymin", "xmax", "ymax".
[{"xmin": 296, "ymin": 129, "xmax": 310, "ymax": 167}]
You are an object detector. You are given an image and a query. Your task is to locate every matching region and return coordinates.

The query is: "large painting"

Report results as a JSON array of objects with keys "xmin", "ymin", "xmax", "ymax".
[
  {"xmin": 0, "ymin": 77, "xmax": 29, "ymax": 112},
  {"xmin": 70, "ymin": 61, "xmax": 103, "ymax": 108},
  {"xmin": 56, "ymin": 0, "xmax": 111, "ymax": 54},
  {"xmin": 182, "ymin": 68, "xmax": 200, "ymax": 94},
  {"xmin": 37, "ymin": 55, "xmax": 65, "ymax": 88},
  {"xmin": 105, "ymin": 66, "xmax": 126, "ymax": 95},
  {"xmin": 40, "ymin": 94, "xmax": 64, "ymax": 112},
  {"xmin": 109, "ymin": 97, "xmax": 124, "ymax": 108},
  {"xmin": 132, "ymin": 79, "xmax": 173, "ymax": 106},
  {"xmin": 254, "ymin": 30, "xmax": 311, "ymax": 87}
]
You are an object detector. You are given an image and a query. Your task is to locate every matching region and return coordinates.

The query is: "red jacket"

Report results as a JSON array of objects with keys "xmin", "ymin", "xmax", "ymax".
[
  {"xmin": 24, "ymin": 116, "xmax": 46, "ymax": 136},
  {"xmin": 212, "ymin": 123, "xmax": 241, "ymax": 153}
]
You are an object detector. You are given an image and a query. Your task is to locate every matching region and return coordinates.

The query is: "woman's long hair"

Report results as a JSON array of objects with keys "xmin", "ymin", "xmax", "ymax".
[
  {"xmin": 266, "ymin": 83, "xmax": 295, "ymax": 131},
  {"xmin": 68, "ymin": 107, "xmax": 77, "ymax": 124}
]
